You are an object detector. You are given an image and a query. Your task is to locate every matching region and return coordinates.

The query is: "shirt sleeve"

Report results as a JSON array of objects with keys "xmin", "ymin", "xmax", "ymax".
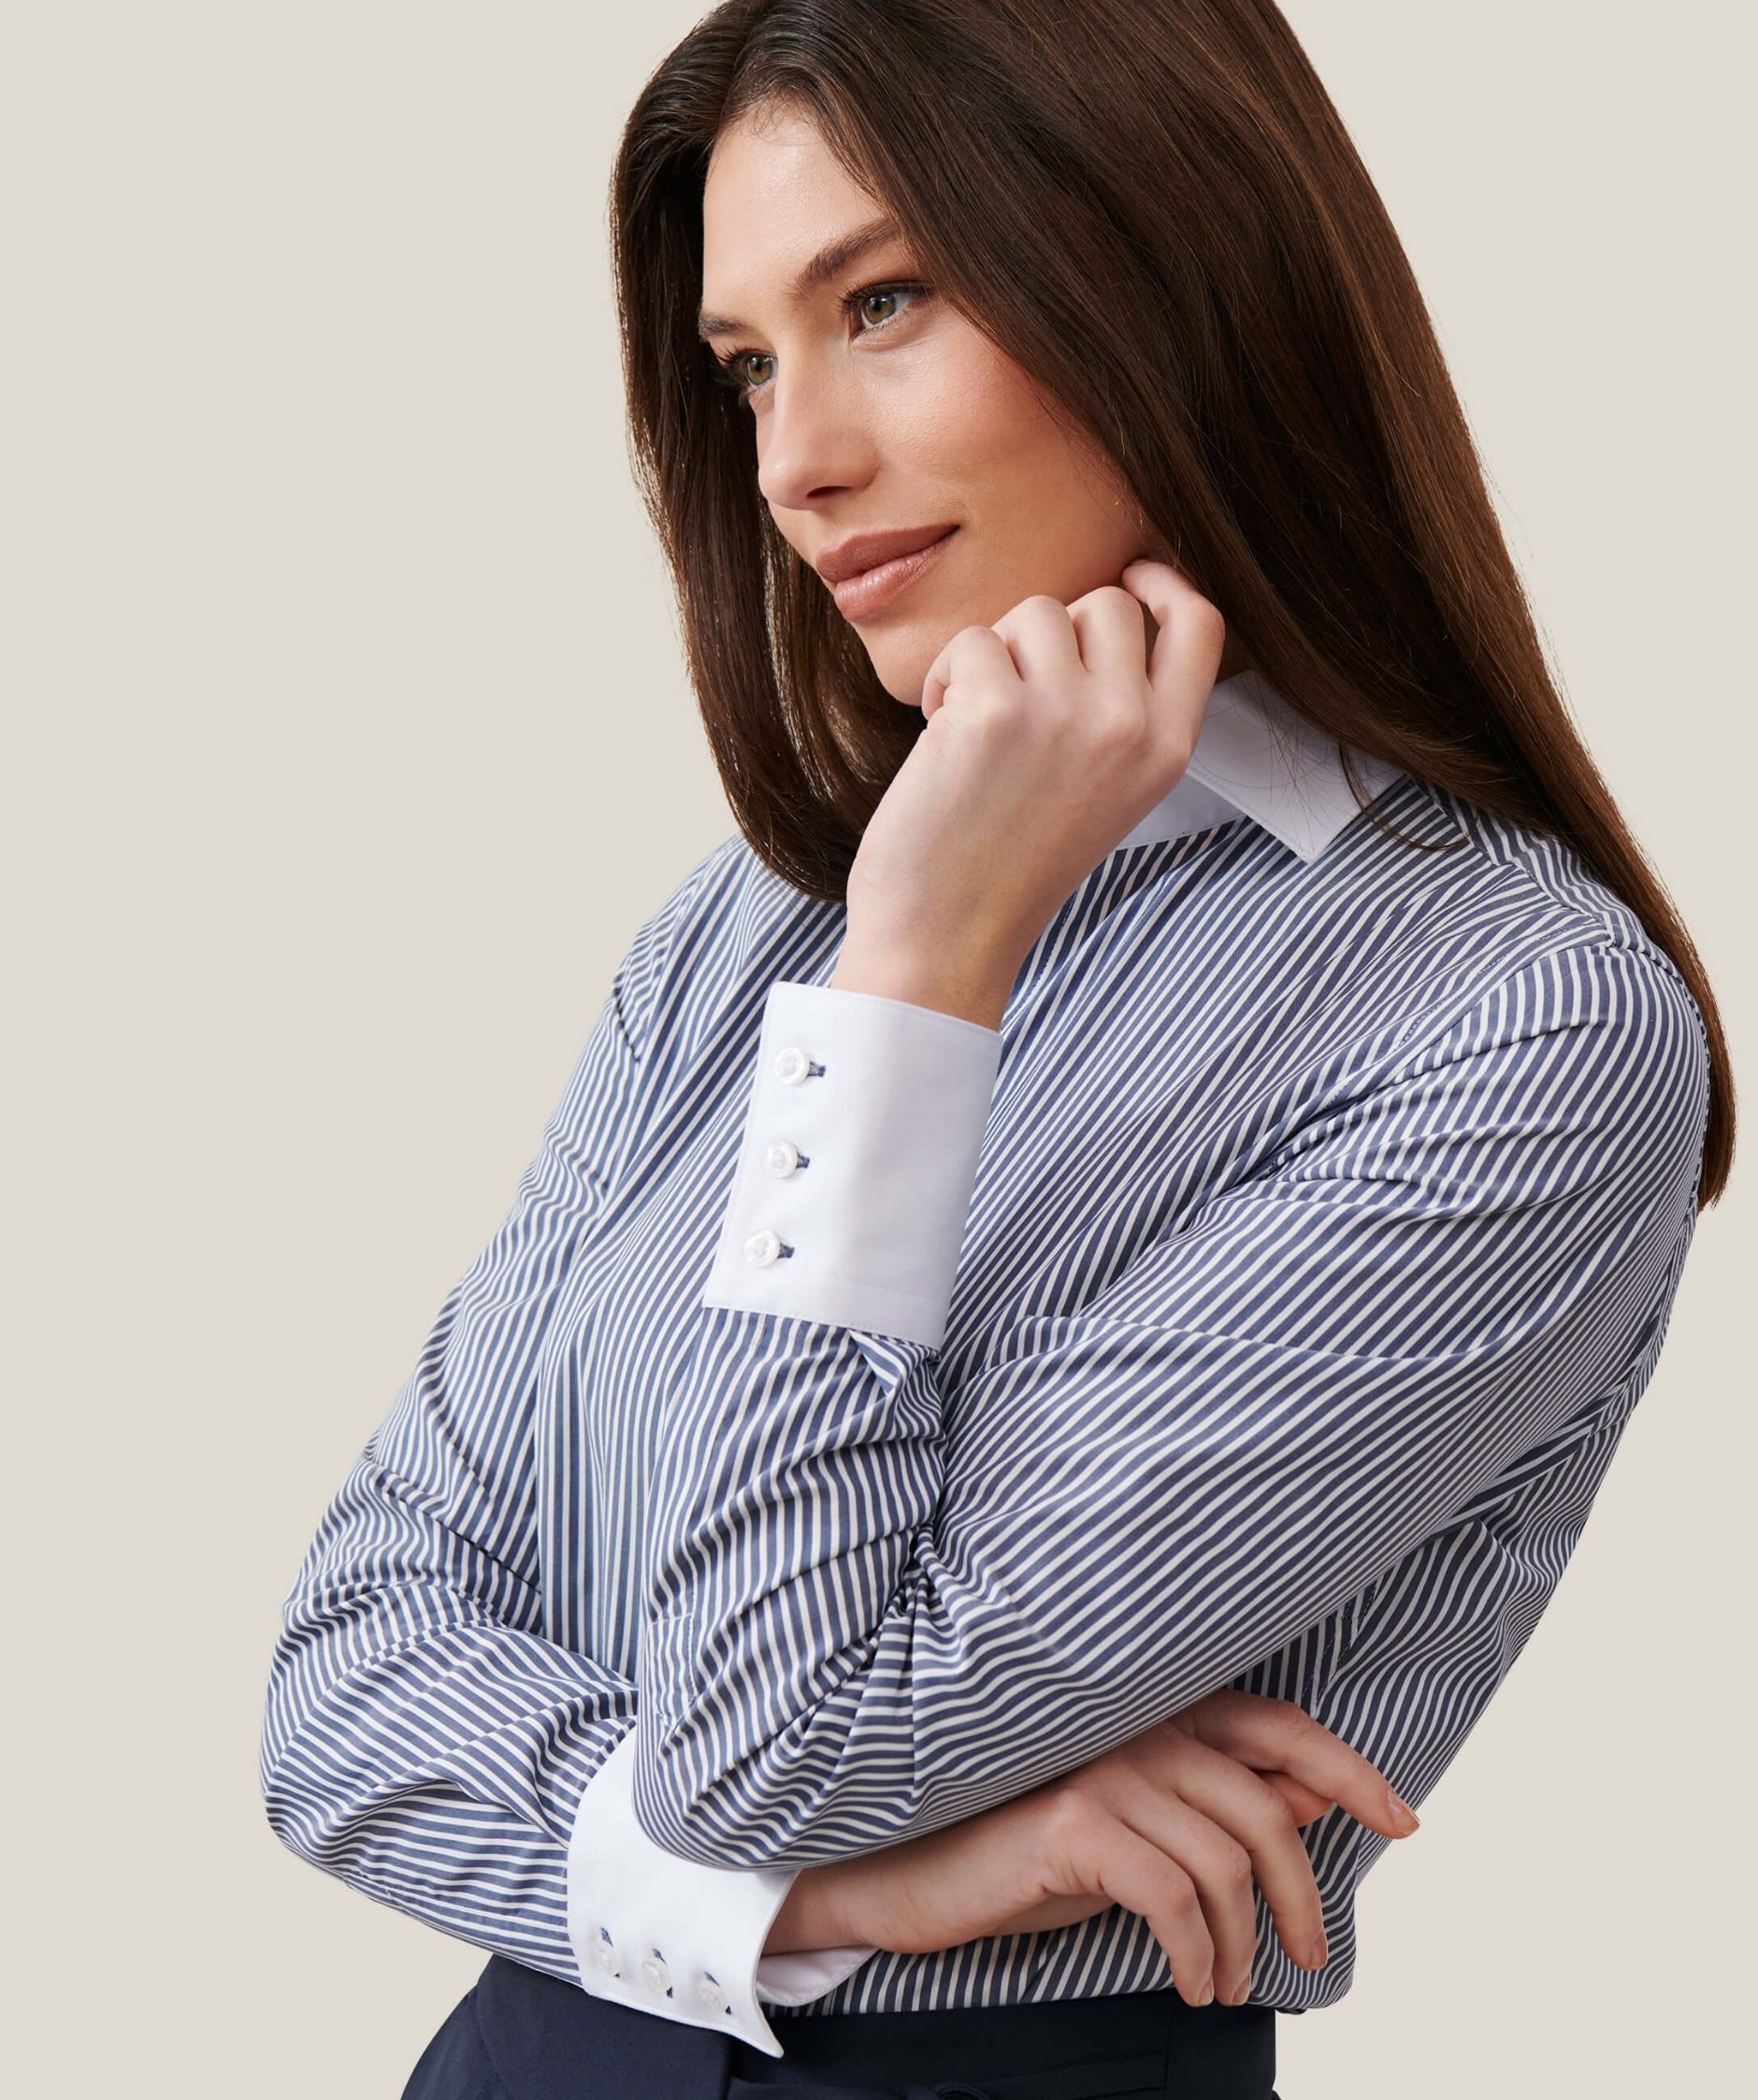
[
  {"xmin": 259, "ymin": 973, "xmax": 643, "ymax": 1981},
  {"xmin": 632, "ymin": 935, "xmax": 1709, "ymax": 1871},
  {"xmin": 261, "ymin": 841, "xmax": 862, "ymax": 2050},
  {"xmin": 568, "ymin": 1725, "xmax": 882, "ymax": 2056},
  {"xmin": 698, "ymin": 980, "xmax": 1005, "ymax": 1345}
]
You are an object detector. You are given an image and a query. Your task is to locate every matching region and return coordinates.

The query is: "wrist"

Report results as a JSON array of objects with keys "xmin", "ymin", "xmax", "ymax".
[
  {"xmin": 830, "ymin": 939, "xmax": 1018, "ymax": 1032},
  {"xmin": 763, "ymin": 1863, "xmax": 855, "ymax": 1955}
]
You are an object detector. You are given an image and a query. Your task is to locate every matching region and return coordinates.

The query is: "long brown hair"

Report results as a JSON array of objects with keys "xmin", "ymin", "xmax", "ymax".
[{"xmin": 609, "ymin": 0, "xmax": 1735, "ymax": 1209}]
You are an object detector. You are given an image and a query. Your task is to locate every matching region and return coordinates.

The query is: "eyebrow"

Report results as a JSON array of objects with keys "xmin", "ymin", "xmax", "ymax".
[{"xmin": 697, "ymin": 214, "xmax": 907, "ymax": 340}]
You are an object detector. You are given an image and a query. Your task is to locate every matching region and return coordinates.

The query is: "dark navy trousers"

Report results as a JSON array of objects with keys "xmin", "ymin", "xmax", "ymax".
[{"xmin": 401, "ymin": 1953, "xmax": 1281, "ymax": 2100}]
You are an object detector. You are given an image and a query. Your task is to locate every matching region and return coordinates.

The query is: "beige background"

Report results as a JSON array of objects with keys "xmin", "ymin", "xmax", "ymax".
[{"xmin": 6, "ymin": 4, "xmax": 1751, "ymax": 2093}]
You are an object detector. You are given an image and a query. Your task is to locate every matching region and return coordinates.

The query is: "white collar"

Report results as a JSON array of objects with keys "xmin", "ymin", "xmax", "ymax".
[{"xmin": 1115, "ymin": 666, "xmax": 1405, "ymax": 862}]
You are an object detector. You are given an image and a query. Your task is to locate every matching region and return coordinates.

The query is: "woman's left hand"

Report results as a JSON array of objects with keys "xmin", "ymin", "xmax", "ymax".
[
  {"xmin": 838, "ymin": 559, "xmax": 1227, "ymax": 1013},
  {"xmin": 795, "ymin": 1685, "xmax": 1414, "ymax": 1996}
]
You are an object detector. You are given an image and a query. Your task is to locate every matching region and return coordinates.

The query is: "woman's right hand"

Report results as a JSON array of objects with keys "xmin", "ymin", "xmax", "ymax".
[{"xmin": 805, "ymin": 1690, "xmax": 1419, "ymax": 2009}]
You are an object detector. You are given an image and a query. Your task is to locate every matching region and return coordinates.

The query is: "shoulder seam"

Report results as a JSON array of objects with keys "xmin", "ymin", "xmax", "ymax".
[
  {"xmin": 1386, "ymin": 927, "xmax": 1693, "ymax": 1070},
  {"xmin": 1428, "ymin": 789, "xmax": 1664, "ymax": 963}
]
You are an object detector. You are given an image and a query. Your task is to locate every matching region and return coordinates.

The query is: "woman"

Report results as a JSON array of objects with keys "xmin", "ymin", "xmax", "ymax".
[{"xmin": 261, "ymin": 3, "xmax": 1735, "ymax": 2096}]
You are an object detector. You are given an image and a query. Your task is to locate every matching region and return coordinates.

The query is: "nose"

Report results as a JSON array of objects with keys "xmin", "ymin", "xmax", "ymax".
[{"xmin": 754, "ymin": 367, "xmax": 877, "ymax": 514}]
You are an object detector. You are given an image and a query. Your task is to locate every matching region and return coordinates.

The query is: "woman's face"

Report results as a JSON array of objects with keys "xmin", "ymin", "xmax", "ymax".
[{"xmin": 699, "ymin": 104, "xmax": 1165, "ymax": 707}]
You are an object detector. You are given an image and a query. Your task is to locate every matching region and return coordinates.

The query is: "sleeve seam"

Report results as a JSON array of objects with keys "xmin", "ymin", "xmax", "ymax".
[{"xmin": 613, "ymin": 832, "xmax": 742, "ymax": 1063}]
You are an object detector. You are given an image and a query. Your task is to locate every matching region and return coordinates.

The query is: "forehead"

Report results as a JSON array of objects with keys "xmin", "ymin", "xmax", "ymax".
[{"xmin": 700, "ymin": 106, "xmax": 890, "ymax": 283}]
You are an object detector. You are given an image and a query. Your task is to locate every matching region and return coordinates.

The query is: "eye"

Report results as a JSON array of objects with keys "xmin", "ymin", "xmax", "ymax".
[{"xmin": 708, "ymin": 280, "xmax": 933, "ymax": 406}]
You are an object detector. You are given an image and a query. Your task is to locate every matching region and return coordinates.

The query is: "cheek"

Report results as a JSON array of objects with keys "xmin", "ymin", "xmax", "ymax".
[{"xmin": 891, "ymin": 329, "xmax": 1057, "ymax": 482}]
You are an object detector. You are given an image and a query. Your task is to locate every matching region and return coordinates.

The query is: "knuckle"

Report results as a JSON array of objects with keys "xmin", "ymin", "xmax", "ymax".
[
  {"xmin": 1254, "ymin": 1695, "xmax": 1307, "ymax": 1734},
  {"xmin": 1258, "ymin": 1784, "xmax": 1297, "ymax": 1833},
  {"xmin": 969, "ymin": 683, "xmax": 1023, "ymax": 734},
  {"xmin": 1037, "ymin": 1777, "xmax": 1100, "ymax": 1848}
]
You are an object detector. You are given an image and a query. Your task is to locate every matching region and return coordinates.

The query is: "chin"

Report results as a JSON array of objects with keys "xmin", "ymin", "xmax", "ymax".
[{"xmin": 857, "ymin": 637, "xmax": 935, "ymax": 708}]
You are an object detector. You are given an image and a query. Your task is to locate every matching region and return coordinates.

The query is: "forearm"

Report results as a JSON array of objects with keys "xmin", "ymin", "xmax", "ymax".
[
  {"xmin": 763, "ymin": 1862, "xmax": 856, "ymax": 1955},
  {"xmin": 762, "ymin": 1828, "xmax": 1116, "ymax": 1959},
  {"xmin": 761, "ymin": 1849, "xmax": 924, "ymax": 1957}
]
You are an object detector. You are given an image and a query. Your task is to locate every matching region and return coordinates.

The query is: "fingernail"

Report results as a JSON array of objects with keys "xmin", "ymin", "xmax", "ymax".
[
  {"xmin": 1198, "ymin": 1977, "xmax": 1215, "ymax": 2006},
  {"xmin": 1306, "ymin": 1933, "xmax": 1328, "ymax": 1968},
  {"xmin": 1386, "ymin": 1786, "xmax": 1419, "ymax": 1833}
]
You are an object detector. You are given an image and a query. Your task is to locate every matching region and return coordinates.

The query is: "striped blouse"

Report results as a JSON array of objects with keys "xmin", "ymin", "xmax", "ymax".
[{"xmin": 260, "ymin": 669, "xmax": 1710, "ymax": 2059}]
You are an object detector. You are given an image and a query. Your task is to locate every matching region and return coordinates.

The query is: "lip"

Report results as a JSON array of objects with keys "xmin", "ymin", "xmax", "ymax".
[
  {"xmin": 827, "ymin": 526, "xmax": 958, "ymax": 619},
  {"xmin": 817, "ymin": 522, "xmax": 959, "ymax": 584}
]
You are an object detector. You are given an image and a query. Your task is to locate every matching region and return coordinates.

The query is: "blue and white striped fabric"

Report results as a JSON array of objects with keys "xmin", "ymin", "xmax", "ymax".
[{"xmin": 261, "ymin": 671, "xmax": 1709, "ymax": 2060}]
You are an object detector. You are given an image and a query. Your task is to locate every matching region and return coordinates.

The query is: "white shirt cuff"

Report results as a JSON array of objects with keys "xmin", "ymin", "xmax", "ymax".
[
  {"xmin": 698, "ymin": 979, "xmax": 1002, "ymax": 1347},
  {"xmin": 566, "ymin": 1726, "xmax": 879, "ymax": 2058}
]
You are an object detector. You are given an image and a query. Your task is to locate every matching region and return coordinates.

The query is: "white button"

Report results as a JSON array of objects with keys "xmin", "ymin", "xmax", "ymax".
[
  {"xmin": 640, "ymin": 1951, "xmax": 672, "ymax": 1995},
  {"xmin": 742, "ymin": 1228, "xmax": 784, "ymax": 1267},
  {"xmin": 773, "ymin": 1045, "xmax": 813, "ymax": 1085},
  {"xmin": 592, "ymin": 1934, "xmax": 619, "ymax": 1976},
  {"xmin": 695, "ymin": 1974, "xmax": 729, "ymax": 2014},
  {"xmin": 764, "ymin": 1139, "xmax": 801, "ymax": 1176}
]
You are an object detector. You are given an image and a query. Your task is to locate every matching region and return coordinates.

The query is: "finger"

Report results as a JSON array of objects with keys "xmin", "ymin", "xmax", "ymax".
[
  {"xmin": 987, "ymin": 593, "xmax": 1088, "ymax": 696},
  {"xmin": 1187, "ymin": 1692, "xmax": 1420, "ymax": 1841},
  {"xmin": 1065, "ymin": 584, "xmax": 1157, "ymax": 695},
  {"xmin": 1136, "ymin": 1737, "xmax": 1329, "ymax": 1981},
  {"xmin": 920, "ymin": 621, "xmax": 1020, "ymax": 721},
  {"xmin": 1259, "ymin": 1771, "xmax": 1337, "ymax": 1825},
  {"xmin": 1055, "ymin": 1802, "xmax": 1220, "ymax": 2008},
  {"xmin": 1117, "ymin": 557, "xmax": 1228, "ymax": 721},
  {"xmin": 1106, "ymin": 1765, "xmax": 1267, "ymax": 2006}
]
